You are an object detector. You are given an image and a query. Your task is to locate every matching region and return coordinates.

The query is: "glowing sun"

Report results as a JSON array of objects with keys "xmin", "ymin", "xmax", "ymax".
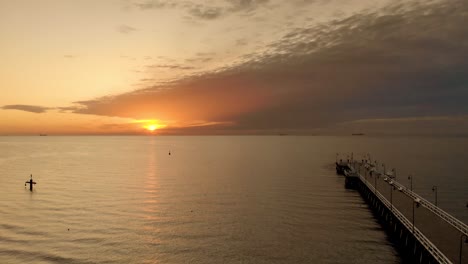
[
  {"xmin": 141, "ymin": 120, "xmax": 167, "ymax": 132},
  {"xmin": 134, "ymin": 120, "xmax": 167, "ymax": 132},
  {"xmin": 146, "ymin": 124, "xmax": 158, "ymax": 131}
]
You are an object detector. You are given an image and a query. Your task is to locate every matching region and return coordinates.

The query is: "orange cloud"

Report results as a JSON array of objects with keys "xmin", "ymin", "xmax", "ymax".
[{"xmin": 3, "ymin": 0, "xmax": 468, "ymax": 135}]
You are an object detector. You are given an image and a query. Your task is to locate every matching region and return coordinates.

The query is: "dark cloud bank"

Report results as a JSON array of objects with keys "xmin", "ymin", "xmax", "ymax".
[
  {"xmin": 1, "ymin": 105, "xmax": 52, "ymax": 113},
  {"xmin": 7, "ymin": 0, "xmax": 468, "ymax": 135},
  {"xmin": 75, "ymin": 0, "xmax": 468, "ymax": 134}
]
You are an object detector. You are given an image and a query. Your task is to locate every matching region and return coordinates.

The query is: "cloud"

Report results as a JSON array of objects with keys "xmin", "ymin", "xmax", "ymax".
[
  {"xmin": 147, "ymin": 64, "xmax": 196, "ymax": 70},
  {"xmin": 235, "ymin": 38, "xmax": 248, "ymax": 46},
  {"xmin": 188, "ymin": 5, "xmax": 223, "ymax": 20},
  {"xmin": 227, "ymin": 0, "xmax": 270, "ymax": 12},
  {"xmin": 133, "ymin": 0, "xmax": 176, "ymax": 10},
  {"xmin": 185, "ymin": 52, "xmax": 215, "ymax": 63},
  {"xmin": 117, "ymin": 24, "xmax": 137, "ymax": 34},
  {"xmin": 140, "ymin": 78, "xmax": 155, "ymax": 82},
  {"xmin": 56, "ymin": 106, "xmax": 83, "ymax": 113},
  {"xmin": 318, "ymin": 115, "xmax": 468, "ymax": 136},
  {"xmin": 63, "ymin": 0, "xmax": 468, "ymax": 135},
  {"xmin": 132, "ymin": 0, "xmax": 270, "ymax": 20},
  {"xmin": 2, "ymin": 105, "xmax": 53, "ymax": 113},
  {"xmin": 155, "ymin": 121, "xmax": 238, "ymax": 135}
]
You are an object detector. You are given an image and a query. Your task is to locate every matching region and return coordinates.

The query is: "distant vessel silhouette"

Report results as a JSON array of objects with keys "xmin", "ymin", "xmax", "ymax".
[
  {"xmin": 351, "ymin": 133, "xmax": 365, "ymax": 136},
  {"xmin": 39, "ymin": 134, "xmax": 47, "ymax": 136}
]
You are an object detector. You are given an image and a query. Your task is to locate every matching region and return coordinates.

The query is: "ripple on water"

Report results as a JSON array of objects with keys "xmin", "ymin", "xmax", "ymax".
[{"xmin": 7, "ymin": 136, "xmax": 466, "ymax": 263}]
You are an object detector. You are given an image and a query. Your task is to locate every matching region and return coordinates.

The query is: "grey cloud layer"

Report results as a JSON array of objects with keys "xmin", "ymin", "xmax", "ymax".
[
  {"xmin": 147, "ymin": 64, "xmax": 196, "ymax": 70},
  {"xmin": 69, "ymin": 0, "xmax": 468, "ymax": 134},
  {"xmin": 132, "ymin": 0, "xmax": 269, "ymax": 20},
  {"xmin": 2, "ymin": 105, "xmax": 53, "ymax": 113},
  {"xmin": 319, "ymin": 116, "xmax": 468, "ymax": 136},
  {"xmin": 7, "ymin": 0, "xmax": 467, "ymax": 135}
]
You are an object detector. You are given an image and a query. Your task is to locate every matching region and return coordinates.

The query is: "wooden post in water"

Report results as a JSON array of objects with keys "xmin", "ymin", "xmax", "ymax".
[{"xmin": 25, "ymin": 174, "xmax": 37, "ymax": 191}]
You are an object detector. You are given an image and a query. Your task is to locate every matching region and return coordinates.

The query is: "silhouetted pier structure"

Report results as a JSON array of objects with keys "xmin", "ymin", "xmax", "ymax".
[{"xmin": 336, "ymin": 155, "xmax": 468, "ymax": 264}]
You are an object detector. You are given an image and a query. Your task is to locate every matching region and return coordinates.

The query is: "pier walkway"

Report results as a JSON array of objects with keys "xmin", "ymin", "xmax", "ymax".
[{"xmin": 336, "ymin": 159, "xmax": 468, "ymax": 264}]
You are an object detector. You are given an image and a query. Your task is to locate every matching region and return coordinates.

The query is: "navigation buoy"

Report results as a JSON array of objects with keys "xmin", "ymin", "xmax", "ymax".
[
  {"xmin": 169, "ymin": 150, "xmax": 171, "ymax": 155},
  {"xmin": 25, "ymin": 174, "xmax": 37, "ymax": 191}
]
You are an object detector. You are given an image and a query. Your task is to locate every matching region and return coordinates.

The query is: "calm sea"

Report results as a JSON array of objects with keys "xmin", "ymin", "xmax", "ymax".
[{"xmin": 0, "ymin": 136, "xmax": 466, "ymax": 263}]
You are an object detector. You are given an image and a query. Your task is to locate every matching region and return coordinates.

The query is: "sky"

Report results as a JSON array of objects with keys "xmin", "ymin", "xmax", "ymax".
[{"xmin": 0, "ymin": 0, "xmax": 467, "ymax": 135}]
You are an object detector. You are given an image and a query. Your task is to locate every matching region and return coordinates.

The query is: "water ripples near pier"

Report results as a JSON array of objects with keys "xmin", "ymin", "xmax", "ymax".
[{"xmin": 1, "ymin": 136, "xmax": 466, "ymax": 263}]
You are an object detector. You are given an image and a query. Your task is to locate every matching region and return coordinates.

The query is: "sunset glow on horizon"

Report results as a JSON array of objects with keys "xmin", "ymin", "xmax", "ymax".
[
  {"xmin": 141, "ymin": 120, "xmax": 167, "ymax": 132},
  {"xmin": 1, "ymin": 0, "xmax": 467, "ymax": 136}
]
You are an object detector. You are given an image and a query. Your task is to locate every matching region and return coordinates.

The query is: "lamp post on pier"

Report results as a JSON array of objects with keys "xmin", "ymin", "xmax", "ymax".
[
  {"xmin": 372, "ymin": 160, "xmax": 378, "ymax": 194},
  {"xmin": 432, "ymin": 185, "xmax": 438, "ymax": 206},
  {"xmin": 375, "ymin": 172, "xmax": 379, "ymax": 194},
  {"xmin": 388, "ymin": 181, "xmax": 395, "ymax": 211},
  {"xmin": 460, "ymin": 234, "xmax": 468, "ymax": 264},
  {"xmin": 412, "ymin": 198, "xmax": 420, "ymax": 234},
  {"xmin": 365, "ymin": 165, "xmax": 369, "ymax": 182},
  {"xmin": 408, "ymin": 175, "xmax": 413, "ymax": 191}
]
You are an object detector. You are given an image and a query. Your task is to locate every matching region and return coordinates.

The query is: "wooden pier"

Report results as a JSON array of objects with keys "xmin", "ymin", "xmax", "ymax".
[{"xmin": 336, "ymin": 157, "xmax": 468, "ymax": 264}]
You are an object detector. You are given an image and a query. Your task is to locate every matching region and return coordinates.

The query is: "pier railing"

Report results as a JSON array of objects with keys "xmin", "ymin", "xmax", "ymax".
[
  {"xmin": 354, "ymin": 160, "xmax": 468, "ymax": 237},
  {"xmin": 342, "ymin": 159, "xmax": 468, "ymax": 263},
  {"xmin": 358, "ymin": 172, "xmax": 452, "ymax": 264},
  {"xmin": 393, "ymin": 180, "xmax": 468, "ymax": 236}
]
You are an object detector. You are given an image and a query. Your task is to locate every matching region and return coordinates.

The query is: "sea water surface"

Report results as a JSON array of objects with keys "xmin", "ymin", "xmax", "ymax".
[{"xmin": 0, "ymin": 136, "xmax": 466, "ymax": 263}]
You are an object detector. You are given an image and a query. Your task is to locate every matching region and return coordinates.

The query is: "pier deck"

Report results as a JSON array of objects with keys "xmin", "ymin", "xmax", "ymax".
[{"xmin": 337, "ymin": 159, "xmax": 468, "ymax": 264}]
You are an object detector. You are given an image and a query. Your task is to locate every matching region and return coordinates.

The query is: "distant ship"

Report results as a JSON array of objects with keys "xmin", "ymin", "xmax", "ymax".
[
  {"xmin": 351, "ymin": 133, "xmax": 365, "ymax": 136},
  {"xmin": 39, "ymin": 134, "xmax": 47, "ymax": 136}
]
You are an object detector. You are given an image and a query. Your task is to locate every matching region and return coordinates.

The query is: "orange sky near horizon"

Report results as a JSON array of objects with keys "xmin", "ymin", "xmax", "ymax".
[
  {"xmin": 1, "ymin": 0, "xmax": 467, "ymax": 136},
  {"xmin": 0, "ymin": 0, "xmax": 300, "ymax": 134}
]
